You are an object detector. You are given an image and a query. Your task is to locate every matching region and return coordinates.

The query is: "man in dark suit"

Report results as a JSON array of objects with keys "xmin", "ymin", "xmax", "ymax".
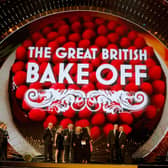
[
  {"xmin": 118, "ymin": 126, "xmax": 127, "ymax": 163},
  {"xmin": 107, "ymin": 124, "xmax": 119, "ymax": 163},
  {"xmin": 43, "ymin": 122, "xmax": 54, "ymax": 162},
  {"xmin": 63, "ymin": 124, "xmax": 74, "ymax": 163}
]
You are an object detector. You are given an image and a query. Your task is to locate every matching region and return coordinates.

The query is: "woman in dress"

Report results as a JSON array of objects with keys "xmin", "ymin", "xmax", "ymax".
[
  {"xmin": 72, "ymin": 126, "xmax": 82, "ymax": 163},
  {"xmin": 54, "ymin": 126, "xmax": 64, "ymax": 163},
  {"xmin": 80, "ymin": 127, "xmax": 92, "ymax": 163}
]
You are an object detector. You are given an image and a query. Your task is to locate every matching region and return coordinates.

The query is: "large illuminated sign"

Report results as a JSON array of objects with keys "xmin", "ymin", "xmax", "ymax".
[{"xmin": 24, "ymin": 46, "xmax": 148, "ymax": 114}]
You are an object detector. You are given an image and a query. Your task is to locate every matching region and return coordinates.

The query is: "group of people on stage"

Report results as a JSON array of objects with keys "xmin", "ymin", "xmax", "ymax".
[
  {"xmin": 0, "ymin": 121, "xmax": 127, "ymax": 163},
  {"xmin": 43, "ymin": 123, "xmax": 92, "ymax": 163},
  {"xmin": 0, "ymin": 122, "xmax": 9, "ymax": 161},
  {"xmin": 43, "ymin": 122, "xmax": 127, "ymax": 163}
]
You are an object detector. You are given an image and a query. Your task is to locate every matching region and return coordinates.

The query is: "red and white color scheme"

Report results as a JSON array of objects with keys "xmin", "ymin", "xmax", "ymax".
[{"xmin": 0, "ymin": 11, "xmax": 167, "ymax": 161}]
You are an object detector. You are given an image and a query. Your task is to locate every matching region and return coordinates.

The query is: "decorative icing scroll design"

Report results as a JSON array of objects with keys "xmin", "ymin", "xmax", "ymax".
[{"xmin": 25, "ymin": 89, "xmax": 148, "ymax": 114}]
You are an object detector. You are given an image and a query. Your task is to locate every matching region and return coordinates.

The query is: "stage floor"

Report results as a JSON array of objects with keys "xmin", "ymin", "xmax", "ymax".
[
  {"xmin": 0, "ymin": 161, "xmax": 138, "ymax": 168},
  {"xmin": 0, "ymin": 161, "xmax": 168, "ymax": 168}
]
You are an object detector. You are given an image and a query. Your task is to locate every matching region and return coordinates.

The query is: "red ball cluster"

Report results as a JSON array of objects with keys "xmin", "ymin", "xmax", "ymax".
[{"xmin": 11, "ymin": 14, "xmax": 166, "ymax": 140}]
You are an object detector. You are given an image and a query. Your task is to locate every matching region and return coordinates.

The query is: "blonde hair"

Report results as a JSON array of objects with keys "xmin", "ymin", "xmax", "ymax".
[
  {"xmin": 85, "ymin": 126, "xmax": 90, "ymax": 136},
  {"xmin": 75, "ymin": 126, "xmax": 81, "ymax": 134}
]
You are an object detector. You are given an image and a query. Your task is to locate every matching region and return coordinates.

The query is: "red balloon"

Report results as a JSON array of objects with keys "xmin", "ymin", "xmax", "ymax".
[
  {"xmin": 63, "ymin": 41, "xmax": 76, "ymax": 49},
  {"xmin": 145, "ymin": 105, "xmax": 157, "ymax": 119},
  {"xmin": 53, "ymin": 20, "xmax": 66, "ymax": 29},
  {"xmin": 71, "ymin": 22, "xmax": 81, "ymax": 33},
  {"xmin": 75, "ymin": 119, "xmax": 90, "ymax": 127},
  {"xmin": 13, "ymin": 71, "xmax": 27, "ymax": 86},
  {"xmin": 60, "ymin": 118, "xmax": 73, "ymax": 129},
  {"xmin": 120, "ymin": 124, "xmax": 132, "ymax": 135},
  {"xmin": 120, "ymin": 37, "xmax": 131, "ymax": 48},
  {"xmin": 58, "ymin": 24, "xmax": 70, "ymax": 35},
  {"xmin": 149, "ymin": 66, "xmax": 162, "ymax": 80},
  {"xmin": 145, "ymin": 58, "xmax": 156, "ymax": 68},
  {"xmin": 125, "ymin": 83, "xmax": 139, "ymax": 92},
  {"xmin": 152, "ymin": 80, "xmax": 165, "ymax": 94},
  {"xmin": 134, "ymin": 37, "xmax": 146, "ymax": 48},
  {"xmin": 128, "ymin": 31, "xmax": 137, "ymax": 41},
  {"xmin": 78, "ymin": 107, "xmax": 92, "ymax": 118},
  {"xmin": 37, "ymin": 53, "xmax": 50, "ymax": 63},
  {"xmin": 42, "ymin": 26, "xmax": 52, "ymax": 35},
  {"xmin": 16, "ymin": 46, "xmax": 26, "ymax": 61},
  {"xmin": 115, "ymin": 25, "xmax": 129, "ymax": 36},
  {"xmin": 47, "ymin": 32, "xmax": 58, "ymax": 41},
  {"xmin": 78, "ymin": 39, "xmax": 90, "ymax": 49},
  {"xmin": 111, "ymin": 84, "xmax": 122, "ymax": 91},
  {"xmin": 151, "ymin": 94, "xmax": 165, "ymax": 108},
  {"xmin": 48, "ymin": 41, "xmax": 59, "ymax": 53},
  {"xmin": 95, "ymin": 18, "xmax": 105, "ymax": 25},
  {"xmin": 119, "ymin": 112, "xmax": 134, "ymax": 125},
  {"xmin": 82, "ymin": 29, "xmax": 95, "ymax": 40},
  {"xmin": 12, "ymin": 61, "xmax": 25, "ymax": 73},
  {"xmin": 36, "ymin": 38, "xmax": 47, "ymax": 47},
  {"xmin": 111, "ymin": 60, "xmax": 123, "ymax": 70},
  {"xmin": 141, "ymin": 82, "xmax": 153, "ymax": 95},
  {"xmin": 90, "ymin": 126, "xmax": 101, "ymax": 140},
  {"xmin": 96, "ymin": 82, "xmax": 109, "ymax": 90},
  {"xmin": 69, "ymin": 33, "xmax": 81, "ymax": 42},
  {"xmin": 97, "ymin": 25, "xmax": 107, "ymax": 35},
  {"xmin": 22, "ymin": 39, "xmax": 33, "ymax": 48},
  {"xmin": 55, "ymin": 36, "xmax": 67, "ymax": 45},
  {"xmin": 63, "ymin": 107, "xmax": 76, "ymax": 118},
  {"xmin": 16, "ymin": 85, "xmax": 28, "ymax": 99},
  {"xmin": 81, "ymin": 83, "xmax": 95, "ymax": 93},
  {"xmin": 69, "ymin": 16, "xmax": 80, "ymax": 23},
  {"xmin": 107, "ymin": 113, "xmax": 118, "ymax": 123},
  {"xmin": 107, "ymin": 21, "xmax": 117, "ymax": 31},
  {"xmin": 103, "ymin": 123, "xmax": 114, "ymax": 136},
  {"xmin": 84, "ymin": 22, "xmax": 95, "ymax": 29},
  {"xmin": 132, "ymin": 110, "xmax": 143, "ymax": 118},
  {"xmin": 29, "ymin": 108, "xmax": 46, "ymax": 121},
  {"xmin": 95, "ymin": 36, "xmax": 108, "ymax": 48},
  {"xmin": 107, "ymin": 33, "xmax": 119, "ymax": 43},
  {"xmin": 107, "ymin": 44, "xmax": 118, "ymax": 50},
  {"xmin": 91, "ymin": 113, "xmax": 105, "ymax": 125},
  {"xmin": 45, "ymin": 115, "xmax": 57, "ymax": 125},
  {"xmin": 31, "ymin": 32, "xmax": 43, "ymax": 42},
  {"xmin": 91, "ymin": 58, "xmax": 100, "ymax": 68}
]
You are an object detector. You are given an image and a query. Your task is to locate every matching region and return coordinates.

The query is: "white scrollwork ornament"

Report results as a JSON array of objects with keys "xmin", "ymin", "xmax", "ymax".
[{"xmin": 24, "ymin": 89, "xmax": 148, "ymax": 114}]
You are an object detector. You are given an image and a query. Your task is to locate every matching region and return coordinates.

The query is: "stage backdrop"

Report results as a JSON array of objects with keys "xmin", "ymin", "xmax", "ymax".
[{"xmin": 0, "ymin": 11, "xmax": 167, "ymax": 163}]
